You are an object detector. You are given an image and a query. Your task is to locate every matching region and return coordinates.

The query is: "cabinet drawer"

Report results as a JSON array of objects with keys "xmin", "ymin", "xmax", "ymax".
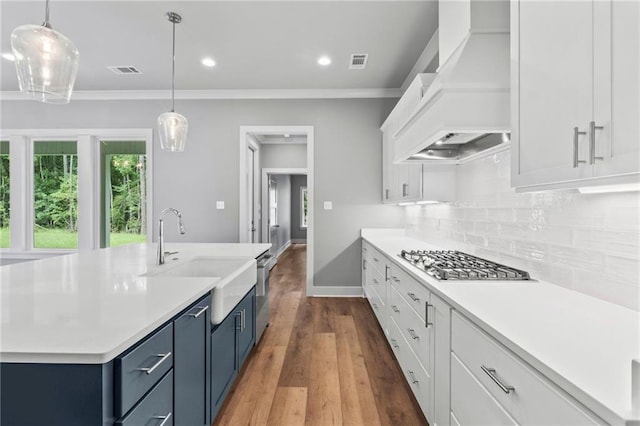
[
  {"xmin": 116, "ymin": 370, "xmax": 173, "ymax": 426},
  {"xmin": 369, "ymin": 267, "xmax": 386, "ymax": 304},
  {"xmin": 388, "ymin": 284, "xmax": 430, "ymax": 373},
  {"xmin": 450, "ymin": 352, "xmax": 516, "ymax": 426},
  {"xmin": 451, "ymin": 312, "xmax": 603, "ymax": 425},
  {"xmin": 389, "ymin": 264, "xmax": 428, "ymax": 321},
  {"xmin": 390, "ymin": 317, "xmax": 432, "ymax": 420},
  {"xmin": 115, "ymin": 323, "xmax": 174, "ymax": 417},
  {"xmin": 368, "ymin": 284, "xmax": 386, "ymax": 333},
  {"xmin": 364, "ymin": 243, "xmax": 387, "ymax": 276}
]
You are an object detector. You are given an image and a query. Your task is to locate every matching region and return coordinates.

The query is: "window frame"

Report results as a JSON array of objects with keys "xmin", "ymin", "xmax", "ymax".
[{"xmin": 0, "ymin": 129, "xmax": 153, "ymax": 258}]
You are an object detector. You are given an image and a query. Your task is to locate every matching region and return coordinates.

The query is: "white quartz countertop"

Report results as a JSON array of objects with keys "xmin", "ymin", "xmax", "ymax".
[
  {"xmin": 361, "ymin": 229, "xmax": 640, "ymax": 426},
  {"xmin": 0, "ymin": 243, "xmax": 270, "ymax": 364}
]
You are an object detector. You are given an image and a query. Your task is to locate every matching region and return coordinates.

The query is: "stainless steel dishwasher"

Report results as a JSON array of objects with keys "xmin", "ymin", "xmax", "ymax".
[{"xmin": 256, "ymin": 253, "xmax": 274, "ymax": 342}]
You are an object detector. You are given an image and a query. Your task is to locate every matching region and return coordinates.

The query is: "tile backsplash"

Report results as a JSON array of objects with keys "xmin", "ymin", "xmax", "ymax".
[{"xmin": 404, "ymin": 150, "xmax": 640, "ymax": 311}]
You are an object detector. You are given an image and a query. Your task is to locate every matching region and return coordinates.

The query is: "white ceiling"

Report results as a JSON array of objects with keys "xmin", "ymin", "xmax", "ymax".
[{"xmin": 0, "ymin": 1, "xmax": 439, "ymax": 93}]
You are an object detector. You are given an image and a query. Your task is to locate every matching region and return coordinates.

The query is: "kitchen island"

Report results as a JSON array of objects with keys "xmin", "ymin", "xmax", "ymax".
[{"xmin": 0, "ymin": 242, "xmax": 270, "ymax": 426}]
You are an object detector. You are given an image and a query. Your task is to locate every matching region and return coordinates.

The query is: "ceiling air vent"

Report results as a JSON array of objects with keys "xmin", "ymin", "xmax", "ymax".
[
  {"xmin": 349, "ymin": 54, "xmax": 368, "ymax": 70},
  {"xmin": 107, "ymin": 66, "xmax": 142, "ymax": 75}
]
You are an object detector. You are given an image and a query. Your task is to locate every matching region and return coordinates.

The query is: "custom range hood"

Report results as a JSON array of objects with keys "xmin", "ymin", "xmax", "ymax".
[{"xmin": 395, "ymin": 0, "xmax": 511, "ymax": 163}]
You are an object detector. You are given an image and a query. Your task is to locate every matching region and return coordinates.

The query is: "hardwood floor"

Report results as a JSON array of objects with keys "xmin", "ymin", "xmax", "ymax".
[{"xmin": 212, "ymin": 244, "xmax": 427, "ymax": 426}]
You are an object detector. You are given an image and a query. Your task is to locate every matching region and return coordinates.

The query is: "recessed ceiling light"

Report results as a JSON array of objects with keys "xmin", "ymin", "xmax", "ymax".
[
  {"xmin": 284, "ymin": 133, "xmax": 290, "ymax": 138},
  {"xmin": 317, "ymin": 56, "xmax": 331, "ymax": 66},
  {"xmin": 201, "ymin": 57, "xmax": 216, "ymax": 67},
  {"xmin": 2, "ymin": 52, "xmax": 15, "ymax": 62}
]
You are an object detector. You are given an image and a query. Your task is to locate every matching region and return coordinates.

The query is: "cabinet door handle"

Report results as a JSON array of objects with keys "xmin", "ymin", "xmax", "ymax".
[
  {"xmin": 385, "ymin": 265, "xmax": 390, "ymax": 281},
  {"xmin": 373, "ymin": 257, "xmax": 379, "ymax": 262},
  {"xmin": 188, "ymin": 306, "xmax": 208, "ymax": 318},
  {"xmin": 152, "ymin": 412, "xmax": 172, "ymax": 426},
  {"xmin": 391, "ymin": 338, "xmax": 399, "ymax": 349},
  {"xmin": 242, "ymin": 309, "xmax": 246, "ymax": 331},
  {"xmin": 481, "ymin": 365, "xmax": 515, "ymax": 394},
  {"xmin": 408, "ymin": 370, "xmax": 419, "ymax": 385},
  {"xmin": 425, "ymin": 302, "xmax": 433, "ymax": 328},
  {"xmin": 136, "ymin": 352, "xmax": 172, "ymax": 375},
  {"xmin": 235, "ymin": 312, "xmax": 242, "ymax": 331},
  {"xmin": 363, "ymin": 259, "xmax": 366, "ymax": 270},
  {"xmin": 589, "ymin": 121, "xmax": 604, "ymax": 164},
  {"xmin": 407, "ymin": 292, "xmax": 419, "ymax": 302},
  {"xmin": 372, "ymin": 303, "xmax": 378, "ymax": 310},
  {"xmin": 573, "ymin": 126, "xmax": 587, "ymax": 168},
  {"xmin": 373, "ymin": 278, "xmax": 378, "ymax": 284},
  {"xmin": 402, "ymin": 183, "xmax": 409, "ymax": 197},
  {"xmin": 391, "ymin": 305, "xmax": 400, "ymax": 313},
  {"xmin": 407, "ymin": 328, "xmax": 419, "ymax": 340},
  {"xmin": 385, "ymin": 189, "xmax": 390, "ymax": 200}
]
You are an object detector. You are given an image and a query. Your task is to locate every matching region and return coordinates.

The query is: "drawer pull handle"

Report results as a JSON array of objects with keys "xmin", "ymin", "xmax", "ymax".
[
  {"xmin": 373, "ymin": 257, "xmax": 379, "ymax": 262},
  {"xmin": 188, "ymin": 305, "xmax": 209, "ymax": 318},
  {"xmin": 372, "ymin": 303, "xmax": 378, "ymax": 310},
  {"xmin": 373, "ymin": 279, "xmax": 379, "ymax": 284},
  {"xmin": 407, "ymin": 292, "xmax": 420, "ymax": 302},
  {"xmin": 407, "ymin": 328, "xmax": 419, "ymax": 340},
  {"xmin": 392, "ymin": 305, "xmax": 400, "ymax": 313},
  {"xmin": 137, "ymin": 352, "xmax": 172, "ymax": 375},
  {"xmin": 152, "ymin": 412, "xmax": 172, "ymax": 426},
  {"xmin": 391, "ymin": 338, "xmax": 399, "ymax": 349},
  {"xmin": 408, "ymin": 370, "xmax": 419, "ymax": 384},
  {"xmin": 481, "ymin": 365, "xmax": 515, "ymax": 394}
]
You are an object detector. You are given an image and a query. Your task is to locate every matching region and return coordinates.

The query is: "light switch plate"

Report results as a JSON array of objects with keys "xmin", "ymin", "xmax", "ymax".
[
  {"xmin": 323, "ymin": 201, "xmax": 333, "ymax": 210},
  {"xmin": 216, "ymin": 201, "xmax": 225, "ymax": 210}
]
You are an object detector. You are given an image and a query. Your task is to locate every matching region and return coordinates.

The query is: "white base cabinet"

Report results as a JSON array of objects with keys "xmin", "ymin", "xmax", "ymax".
[{"xmin": 362, "ymin": 238, "xmax": 608, "ymax": 426}]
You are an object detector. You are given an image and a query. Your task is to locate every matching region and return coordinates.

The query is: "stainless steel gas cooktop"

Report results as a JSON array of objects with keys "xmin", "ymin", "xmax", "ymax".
[{"xmin": 399, "ymin": 250, "xmax": 531, "ymax": 281}]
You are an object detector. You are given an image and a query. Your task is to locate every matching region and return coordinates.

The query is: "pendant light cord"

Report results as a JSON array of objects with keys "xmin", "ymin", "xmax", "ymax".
[
  {"xmin": 43, "ymin": 0, "xmax": 51, "ymax": 28},
  {"xmin": 171, "ymin": 18, "xmax": 176, "ymax": 113}
]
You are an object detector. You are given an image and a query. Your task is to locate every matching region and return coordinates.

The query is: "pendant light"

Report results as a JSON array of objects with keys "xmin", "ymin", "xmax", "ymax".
[
  {"xmin": 10, "ymin": 0, "xmax": 79, "ymax": 104},
  {"xmin": 157, "ymin": 12, "xmax": 188, "ymax": 152}
]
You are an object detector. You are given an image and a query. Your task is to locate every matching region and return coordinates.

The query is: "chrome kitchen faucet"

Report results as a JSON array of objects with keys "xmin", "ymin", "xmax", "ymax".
[{"xmin": 157, "ymin": 208, "xmax": 186, "ymax": 265}]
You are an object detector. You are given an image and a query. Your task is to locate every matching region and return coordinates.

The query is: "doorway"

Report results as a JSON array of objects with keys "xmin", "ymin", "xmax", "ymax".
[{"xmin": 238, "ymin": 126, "xmax": 314, "ymax": 295}]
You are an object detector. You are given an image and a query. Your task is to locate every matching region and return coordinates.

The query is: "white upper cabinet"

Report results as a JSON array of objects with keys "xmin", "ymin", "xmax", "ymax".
[{"xmin": 512, "ymin": 0, "xmax": 639, "ymax": 190}]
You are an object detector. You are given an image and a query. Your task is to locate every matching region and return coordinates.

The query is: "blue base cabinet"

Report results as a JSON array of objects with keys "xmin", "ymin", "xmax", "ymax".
[
  {"xmin": 211, "ymin": 287, "xmax": 256, "ymax": 422},
  {"xmin": 174, "ymin": 294, "xmax": 211, "ymax": 426},
  {"xmin": 0, "ymin": 293, "xmax": 212, "ymax": 426}
]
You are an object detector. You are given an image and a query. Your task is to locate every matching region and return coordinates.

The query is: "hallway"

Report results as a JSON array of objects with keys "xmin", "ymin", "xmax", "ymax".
[{"xmin": 213, "ymin": 244, "xmax": 427, "ymax": 425}]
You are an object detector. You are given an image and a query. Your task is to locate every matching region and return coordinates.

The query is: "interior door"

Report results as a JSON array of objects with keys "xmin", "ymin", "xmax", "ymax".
[{"xmin": 268, "ymin": 177, "xmax": 278, "ymax": 255}]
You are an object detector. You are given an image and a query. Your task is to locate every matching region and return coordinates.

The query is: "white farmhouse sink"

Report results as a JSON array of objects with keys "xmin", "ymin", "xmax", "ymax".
[{"xmin": 144, "ymin": 257, "xmax": 257, "ymax": 325}]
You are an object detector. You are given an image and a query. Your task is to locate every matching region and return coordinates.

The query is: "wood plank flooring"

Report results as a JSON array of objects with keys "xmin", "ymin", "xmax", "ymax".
[{"xmin": 212, "ymin": 244, "xmax": 427, "ymax": 426}]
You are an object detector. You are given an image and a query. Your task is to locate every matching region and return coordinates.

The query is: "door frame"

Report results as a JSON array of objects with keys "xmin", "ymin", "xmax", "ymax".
[
  {"xmin": 239, "ymin": 125, "xmax": 314, "ymax": 296},
  {"xmin": 261, "ymin": 168, "xmax": 307, "ymax": 251}
]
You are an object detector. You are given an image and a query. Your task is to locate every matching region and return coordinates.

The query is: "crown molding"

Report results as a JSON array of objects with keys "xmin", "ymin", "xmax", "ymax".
[{"xmin": 0, "ymin": 88, "xmax": 401, "ymax": 101}]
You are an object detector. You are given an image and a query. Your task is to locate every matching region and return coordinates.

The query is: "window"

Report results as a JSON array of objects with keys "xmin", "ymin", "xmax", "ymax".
[
  {"xmin": 269, "ymin": 179, "xmax": 278, "ymax": 227},
  {"xmin": 100, "ymin": 141, "xmax": 147, "ymax": 247},
  {"xmin": 301, "ymin": 186, "xmax": 308, "ymax": 228},
  {"xmin": 33, "ymin": 141, "xmax": 78, "ymax": 249},
  {"xmin": 0, "ymin": 141, "xmax": 9, "ymax": 248},
  {"xmin": 0, "ymin": 130, "xmax": 152, "ymax": 254}
]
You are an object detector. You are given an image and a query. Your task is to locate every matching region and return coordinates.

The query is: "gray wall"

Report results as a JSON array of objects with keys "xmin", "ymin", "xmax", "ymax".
[
  {"xmin": 1, "ymin": 97, "xmax": 405, "ymax": 289},
  {"xmin": 290, "ymin": 174, "xmax": 307, "ymax": 241},
  {"xmin": 261, "ymin": 144, "xmax": 306, "ymax": 169}
]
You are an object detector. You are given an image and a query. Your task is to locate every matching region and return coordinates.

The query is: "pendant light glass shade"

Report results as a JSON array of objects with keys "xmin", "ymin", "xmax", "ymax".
[
  {"xmin": 157, "ymin": 111, "xmax": 188, "ymax": 152},
  {"xmin": 10, "ymin": 1, "xmax": 79, "ymax": 104},
  {"xmin": 157, "ymin": 12, "xmax": 188, "ymax": 152}
]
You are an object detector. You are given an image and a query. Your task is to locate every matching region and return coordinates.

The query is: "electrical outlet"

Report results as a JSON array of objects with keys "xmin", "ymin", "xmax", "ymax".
[
  {"xmin": 323, "ymin": 201, "xmax": 333, "ymax": 210},
  {"xmin": 216, "ymin": 201, "xmax": 225, "ymax": 210}
]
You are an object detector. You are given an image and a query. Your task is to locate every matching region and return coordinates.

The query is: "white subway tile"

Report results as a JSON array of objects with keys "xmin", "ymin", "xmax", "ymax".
[{"xmin": 573, "ymin": 270, "xmax": 640, "ymax": 311}]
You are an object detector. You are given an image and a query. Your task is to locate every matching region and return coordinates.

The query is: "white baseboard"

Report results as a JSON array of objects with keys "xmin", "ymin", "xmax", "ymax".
[
  {"xmin": 309, "ymin": 286, "xmax": 364, "ymax": 297},
  {"xmin": 275, "ymin": 240, "xmax": 292, "ymax": 258},
  {"xmin": 291, "ymin": 239, "xmax": 307, "ymax": 244}
]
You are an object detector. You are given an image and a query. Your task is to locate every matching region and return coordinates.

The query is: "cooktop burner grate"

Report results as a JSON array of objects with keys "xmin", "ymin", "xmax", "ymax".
[{"xmin": 399, "ymin": 250, "xmax": 531, "ymax": 281}]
